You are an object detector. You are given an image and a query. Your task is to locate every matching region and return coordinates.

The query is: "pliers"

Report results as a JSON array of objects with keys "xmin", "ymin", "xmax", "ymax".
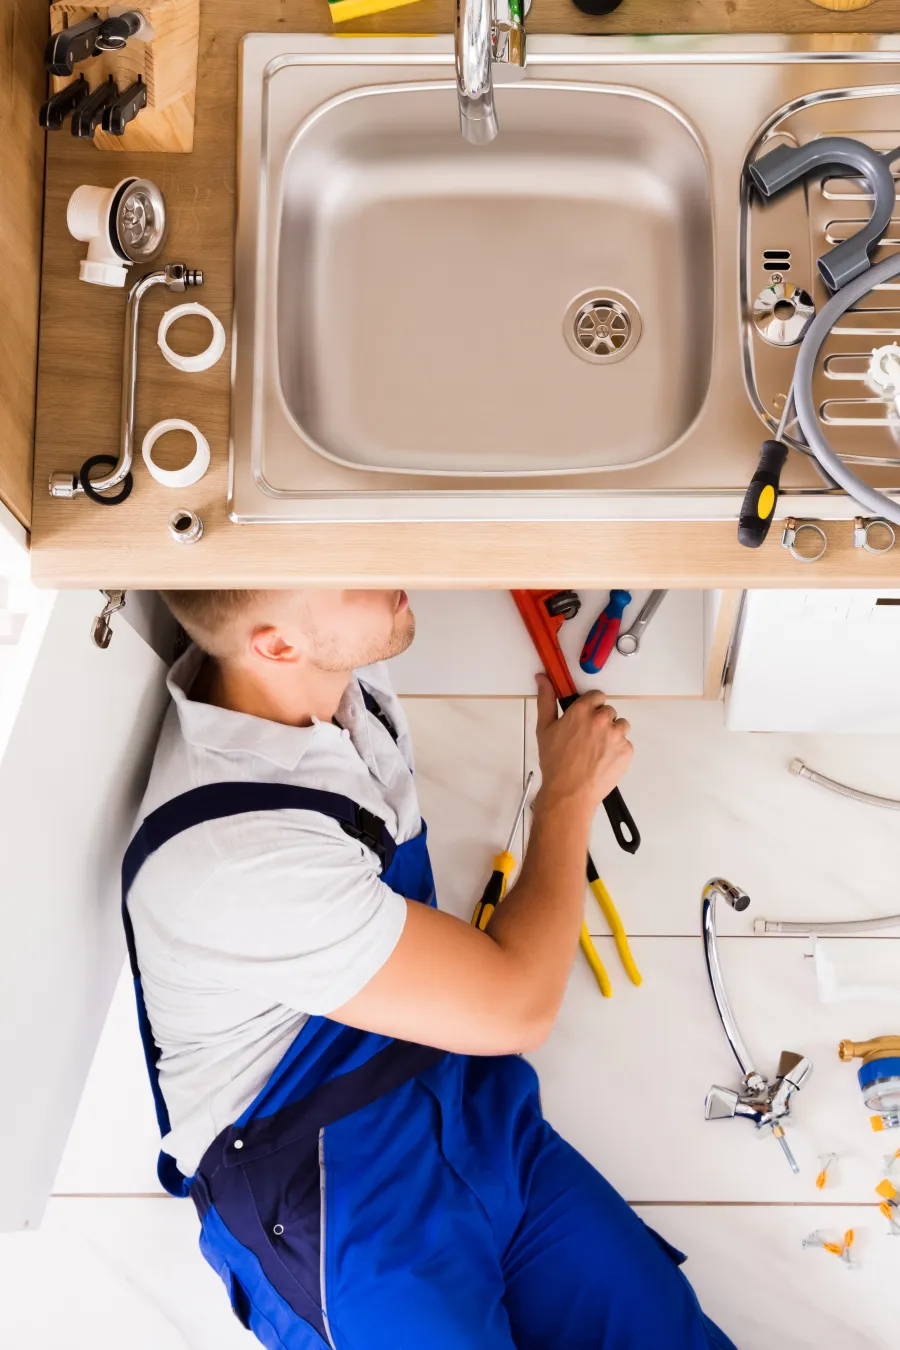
[{"xmin": 579, "ymin": 860, "xmax": 642, "ymax": 998}]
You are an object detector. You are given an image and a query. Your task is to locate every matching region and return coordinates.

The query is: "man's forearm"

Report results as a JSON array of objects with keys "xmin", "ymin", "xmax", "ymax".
[{"xmin": 485, "ymin": 790, "xmax": 595, "ymax": 1031}]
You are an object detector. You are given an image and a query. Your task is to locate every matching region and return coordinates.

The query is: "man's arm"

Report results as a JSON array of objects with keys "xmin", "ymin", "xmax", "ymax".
[{"xmin": 332, "ymin": 675, "xmax": 632, "ymax": 1056}]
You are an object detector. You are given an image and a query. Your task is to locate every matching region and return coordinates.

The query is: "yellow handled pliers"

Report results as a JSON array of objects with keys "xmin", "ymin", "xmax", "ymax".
[{"xmin": 579, "ymin": 858, "xmax": 642, "ymax": 998}]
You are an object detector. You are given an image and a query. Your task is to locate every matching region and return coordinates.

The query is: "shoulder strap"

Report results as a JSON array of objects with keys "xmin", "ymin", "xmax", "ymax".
[
  {"xmin": 360, "ymin": 685, "xmax": 399, "ymax": 743},
  {"xmin": 122, "ymin": 781, "xmax": 395, "ymax": 914},
  {"xmin": 120, "ymin": 781, "xmax": 397, "ymax": 1195}
]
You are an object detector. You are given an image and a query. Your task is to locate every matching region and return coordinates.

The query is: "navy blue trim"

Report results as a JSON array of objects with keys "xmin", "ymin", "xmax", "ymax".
[
  {"xmin": 123, "ymin": 781, "xmax": 396, "ymax": 928},
  {"xmin": 217, "ymin": 1040, "xmax": 446, "ymax": 1166},
  {"xmin": 120, "ymin": 781, "xmax": 398, "ymax": 1193},
  {"xmin": 193, "ymin": 1040, "xmax": 445, "ymax": 1342},
  {"xmin": 360, "ymin": 685, "xmax": 399, "ymax": 742}
]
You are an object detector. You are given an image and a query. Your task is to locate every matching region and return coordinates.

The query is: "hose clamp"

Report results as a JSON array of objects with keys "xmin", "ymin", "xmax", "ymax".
[
  {"xmin": 853, "ymin": 516, "xmax": 896, "ymax": 554},
  {"xmin": 781, "ymin": 517, "xmax": 827, "ymax": 563}
]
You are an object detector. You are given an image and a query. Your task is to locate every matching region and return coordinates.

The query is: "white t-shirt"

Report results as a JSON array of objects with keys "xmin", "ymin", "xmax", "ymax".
[{"xmin": 128, "ymin": 647, "xmax": 416, "ymax": 1176}]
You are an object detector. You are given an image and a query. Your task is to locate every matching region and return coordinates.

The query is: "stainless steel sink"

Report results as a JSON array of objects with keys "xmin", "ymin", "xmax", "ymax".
[
  {"xmin": 276, "ymin": 82, "xmax": 713, "ymax": 477},
  {"xmin": 232, "ymin": 34, "xmax": 900, "ymax": 523}
]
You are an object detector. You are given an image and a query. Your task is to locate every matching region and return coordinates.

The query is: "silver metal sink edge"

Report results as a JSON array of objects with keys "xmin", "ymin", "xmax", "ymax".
[{"xmin": 232, "ymin": 34, "xmax": 900, "ymax": 524}]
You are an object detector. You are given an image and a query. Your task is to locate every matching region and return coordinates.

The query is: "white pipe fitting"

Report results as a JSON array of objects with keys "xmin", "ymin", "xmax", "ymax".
[
  {"xmin": 67, "ymin": 178, "xmax": 166, "ymax": 288},
  {"xmin": 67, "ymin": 181, "xmax": 135, "ymax": 288}
]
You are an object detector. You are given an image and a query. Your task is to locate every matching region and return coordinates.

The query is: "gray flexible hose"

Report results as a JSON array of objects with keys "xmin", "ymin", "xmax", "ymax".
[
  {"xmin": 790, "ymin": 756, "xmax": 900, "ymax": 810},
  {"xmin": 756, "ymin": 914, "xmax": 900, "ymax": 935},
  {"xmin": 793, "ymin": 251, "xmax": 900, "ymax": 523},
  {"xmin": 758, "ymin": 757, "xmax": 900, "ymax": 932}
]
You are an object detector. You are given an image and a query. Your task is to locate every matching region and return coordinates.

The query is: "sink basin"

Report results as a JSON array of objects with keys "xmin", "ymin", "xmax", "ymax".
[
  {"xmin": 232, "ymin": 34, "xmax": 900, "ymax": 523},
  {"xmin": 276, "ymin": 82, "xmax": 713, "ymax": 477}
]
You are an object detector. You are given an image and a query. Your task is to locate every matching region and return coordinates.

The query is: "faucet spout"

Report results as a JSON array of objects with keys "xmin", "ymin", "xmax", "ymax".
[
  {"xmin": 455, "ymin": 0, "xmax": 525, "ymax": 145},
  {"xmin": 701, "ymin": 879, "xmax": 813, "ymax": 1172},
  {"xmin": 701, "ymin": 879, "xmax": 759, "ymax": 1084}
]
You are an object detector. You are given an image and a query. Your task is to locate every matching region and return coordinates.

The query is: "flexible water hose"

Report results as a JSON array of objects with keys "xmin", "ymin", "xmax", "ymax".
[
  {"xmin": 793, "ymin": 251, "xmax": 900, "ymax": 524},
  {"xmin": 790, "ymin": 756, "xmax": 900, "ymax": 810},
  {"xmin": 756, "ymin": 914, "xmax": 900, "ymax": 935},
  {"xmin": 753, "ymin": 758, "xmax": 900, "ymax": 935}
]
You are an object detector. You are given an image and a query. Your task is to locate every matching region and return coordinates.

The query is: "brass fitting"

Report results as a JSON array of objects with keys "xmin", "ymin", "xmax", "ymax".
[{"xmin": 839, "ymin": 1037, "xmax": 900, "ymax": 1065}]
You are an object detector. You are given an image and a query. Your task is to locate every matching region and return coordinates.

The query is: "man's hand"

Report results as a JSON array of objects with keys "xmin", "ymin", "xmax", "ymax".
[
  {"xmin": 332, "ymin": 675, "xmax": 635, "ymax": 1059},
  {"xmin": 534, "ymin": 674, "xmax": 632, "ymax": 816}
]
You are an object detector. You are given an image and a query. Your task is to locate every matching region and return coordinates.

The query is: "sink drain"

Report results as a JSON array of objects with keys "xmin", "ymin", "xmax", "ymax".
[{"xmin": 564, "ymin": 290, "xmax": 642, "ymax": 365}]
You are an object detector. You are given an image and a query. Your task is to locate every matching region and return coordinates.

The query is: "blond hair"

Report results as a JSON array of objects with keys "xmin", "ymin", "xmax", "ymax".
[{"xmin": 160, "ymin": 589, "xmax": 277, "ymax": 659}]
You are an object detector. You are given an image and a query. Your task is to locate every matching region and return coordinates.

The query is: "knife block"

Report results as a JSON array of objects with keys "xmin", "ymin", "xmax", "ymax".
[{"xmin": 49, "ymin": 0, "xmax": 199, "ymax": 151}]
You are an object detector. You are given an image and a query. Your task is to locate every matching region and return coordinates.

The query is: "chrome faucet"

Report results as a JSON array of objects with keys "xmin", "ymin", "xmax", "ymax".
[
  {"xmin": 49, "ymin": 264, "xmax": 203, "ymax": 503},
  {"xmin": 455, "ymin": 0, "xmax": 526, "ymax": 144},
  {"xmin": 702, "ymin": 878, "xmax": 813, "ymax": 1173}
]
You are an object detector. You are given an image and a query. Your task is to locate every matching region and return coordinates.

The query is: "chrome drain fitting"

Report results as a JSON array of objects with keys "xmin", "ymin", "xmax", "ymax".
[
  {"xmin": 752, "ymin": 281, "xmax": 815, "ymax": 348},
  {"xmin": 564, "ymin": 289, "xmax": 642, "ymax": 365}
]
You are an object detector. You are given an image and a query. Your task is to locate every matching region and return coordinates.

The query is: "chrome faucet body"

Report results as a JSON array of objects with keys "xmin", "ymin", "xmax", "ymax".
[
  {"xmin": 49, "ymin": 263, "xmax": 203, "ymax": 503},
  {"xmin": 701, "ymin": 879, "xmax": 813, "ymax": 1173},
  {"xmin": 455, "ymin": 0, "xmax": 526, "ymax": 144}
]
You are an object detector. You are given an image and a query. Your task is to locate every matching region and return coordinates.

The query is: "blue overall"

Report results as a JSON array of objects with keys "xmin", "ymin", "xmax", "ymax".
[{"xmin": 122, "ymin": 705, "xmax": 737, "ymax": 1350}]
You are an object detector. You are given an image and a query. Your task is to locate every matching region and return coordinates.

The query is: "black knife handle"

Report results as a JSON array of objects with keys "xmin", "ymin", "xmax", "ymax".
[
  {"xmin": 45, "ymin": 15, "xmax": 104, "ymax": 76},
  {"xmin": 39, "ymin": 74, "xmax": 90, "ymax": 130},
  {"xmin": 71, "ymin": 76, "xmax": 119, "ymax": 140},
  {"xmin": 102, "ymin": 77, "xmax": 147, "ymax": 135}
]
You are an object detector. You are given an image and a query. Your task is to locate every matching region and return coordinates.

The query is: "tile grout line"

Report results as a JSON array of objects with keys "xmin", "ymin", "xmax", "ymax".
[
  {"xmin": 582, "ymin": 932, "xmax": 900, "ymax": 941},
  {"xmin": 48, "ymin": 1194, "xmax": 884, "ymax": 1209}
]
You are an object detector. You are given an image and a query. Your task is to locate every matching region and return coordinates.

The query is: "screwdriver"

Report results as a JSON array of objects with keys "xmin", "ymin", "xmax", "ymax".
[{"xmin": 471, "ymin": 772, "xmax": 534, "ymax": 931}]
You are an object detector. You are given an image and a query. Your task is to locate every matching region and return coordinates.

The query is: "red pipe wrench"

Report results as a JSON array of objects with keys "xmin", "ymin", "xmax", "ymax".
[{"xmin": 511, "ymin": 590, "xmax": 640, "ymax": 855}]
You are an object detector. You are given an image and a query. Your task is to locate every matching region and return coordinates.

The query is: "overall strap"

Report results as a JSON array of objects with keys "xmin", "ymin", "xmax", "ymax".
[
  {"xmin": 124, "ymin": 781, "xmax": 395, "ymax": 901},
  {"xmin": 120, "ymin": 782, "xmax": 398, "ymax": 1196},
  {"xmin": 360, "ymin": 684, "xmax": 400, "ymax": 743}
]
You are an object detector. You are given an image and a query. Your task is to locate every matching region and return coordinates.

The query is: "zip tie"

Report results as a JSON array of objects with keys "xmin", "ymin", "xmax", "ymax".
[
  {"xmin": 802, "ymin": 1228, "xmax": 854, "ymax": 1266},
  {"xmin": 816, "ymin": 1153, "xmax": 838, "ymax": 1190}
]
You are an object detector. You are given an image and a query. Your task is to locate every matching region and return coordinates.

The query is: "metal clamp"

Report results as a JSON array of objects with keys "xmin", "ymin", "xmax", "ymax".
[
  {"xmin": 91, "ymin": 589, "xmax": 126, "ymax": 649},
  {"xmin": 853, "ymin": 516, "xmax": 896, "ymax": 554},
  {"xmin": 781, "ymin": 517, "xmax": 827, "ymax": 563}
]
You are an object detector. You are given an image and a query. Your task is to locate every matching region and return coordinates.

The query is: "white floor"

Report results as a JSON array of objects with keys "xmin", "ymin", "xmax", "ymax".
[{"xmin": 4, "ymin": 697, "xmax": 899, "ymax": 1348}]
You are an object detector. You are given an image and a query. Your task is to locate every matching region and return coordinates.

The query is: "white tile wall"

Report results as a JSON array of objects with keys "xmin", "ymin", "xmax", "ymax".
[
  {"xmin": 5, "ymin": 693, "xmax": 898, "ymax": 1346},
  {"xmin": 391, "ymin": 590, "xmax": 706, "ymax": 697}
]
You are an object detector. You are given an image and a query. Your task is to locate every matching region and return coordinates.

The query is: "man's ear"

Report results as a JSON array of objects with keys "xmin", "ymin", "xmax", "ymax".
[{"xmin": 248, "ymin": 625, "xmax": 300, "ymax": 664}]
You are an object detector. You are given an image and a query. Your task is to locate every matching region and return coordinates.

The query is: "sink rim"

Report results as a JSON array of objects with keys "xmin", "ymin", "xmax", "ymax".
[
  {"xmin": 270, "ymin": 76, "xmax": 716, "ymax": 480},
  {"xmin": 232, "ymin": 33, "xmax": 900, "ymax": 523}
]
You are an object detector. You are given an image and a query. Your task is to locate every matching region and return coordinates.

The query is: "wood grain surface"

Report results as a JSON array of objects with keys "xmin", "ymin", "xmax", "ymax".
[
  {"xmin": 49, "ymin": 0, "xmax": 200, "ymax": 151},
  {"xmin": 1, "ymin": 0, "xmax": 47, "ymax": 529},
  {"xmin": 30, "ymin": 0, "xmax": 900, "ymax": 588}
]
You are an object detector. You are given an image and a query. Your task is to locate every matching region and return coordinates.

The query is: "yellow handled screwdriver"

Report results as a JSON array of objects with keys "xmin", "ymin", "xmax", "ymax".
[{"xmin": 472, "ymin": 773, "xmax": 534, "ymax": 931}]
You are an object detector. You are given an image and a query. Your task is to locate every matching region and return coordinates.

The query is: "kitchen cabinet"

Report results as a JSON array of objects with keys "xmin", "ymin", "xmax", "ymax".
[
  {"xmin": 391, "ymin": 589, "xmax": 740, "ymax": 699},
  {"xmin": 727, "ymin": 589, "xmax": 900, "ymax": 731},
  {"xmin": 0, "ymin": 0, "xmax": 45, "ymax": 529},
  {"xmin": 0, "ymin": 565, "xmax": 170, "ymax": 1231}
]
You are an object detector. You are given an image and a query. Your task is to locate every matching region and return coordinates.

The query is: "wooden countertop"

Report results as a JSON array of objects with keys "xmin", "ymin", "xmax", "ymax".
[{"xmin": 30, "ymin": 0, "xmax": 900, "ymax": 589}]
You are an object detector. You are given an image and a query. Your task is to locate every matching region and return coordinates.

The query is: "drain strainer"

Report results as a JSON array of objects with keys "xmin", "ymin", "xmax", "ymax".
[{"xmin": 564, "ymin": 289, "xmax": 642, "ymax": 365}]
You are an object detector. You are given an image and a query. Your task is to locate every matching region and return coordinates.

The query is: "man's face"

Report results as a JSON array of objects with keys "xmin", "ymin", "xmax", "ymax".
[{"xmin": 298, "ymin": 589, "xmax": 416, "ymax": 672}]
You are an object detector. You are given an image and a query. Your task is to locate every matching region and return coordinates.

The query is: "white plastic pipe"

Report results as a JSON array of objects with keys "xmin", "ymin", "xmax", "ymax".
[{"xmin": 67, "ymin": 180, "xmax": 136, "ymax": 288}]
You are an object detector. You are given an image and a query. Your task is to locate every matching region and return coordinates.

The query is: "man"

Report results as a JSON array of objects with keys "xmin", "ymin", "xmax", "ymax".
[{"xmin": 124, "ymin": 588, "xmax": 736, "ymax": 1350}]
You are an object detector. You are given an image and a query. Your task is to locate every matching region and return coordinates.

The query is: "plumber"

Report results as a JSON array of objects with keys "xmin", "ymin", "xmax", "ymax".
[{"xmin": 123, "ymin": 588, "xmax": 737, "ymax": 1350}]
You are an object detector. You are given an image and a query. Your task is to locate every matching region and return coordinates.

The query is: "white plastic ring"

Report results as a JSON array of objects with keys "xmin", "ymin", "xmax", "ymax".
[
  {"xmin": 157, "ymin": 302, "xmax": 226, "ymax": 374},
  {"xmin": 142, "ymin": 418, "xmax": 210, "ymax": 488}
]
